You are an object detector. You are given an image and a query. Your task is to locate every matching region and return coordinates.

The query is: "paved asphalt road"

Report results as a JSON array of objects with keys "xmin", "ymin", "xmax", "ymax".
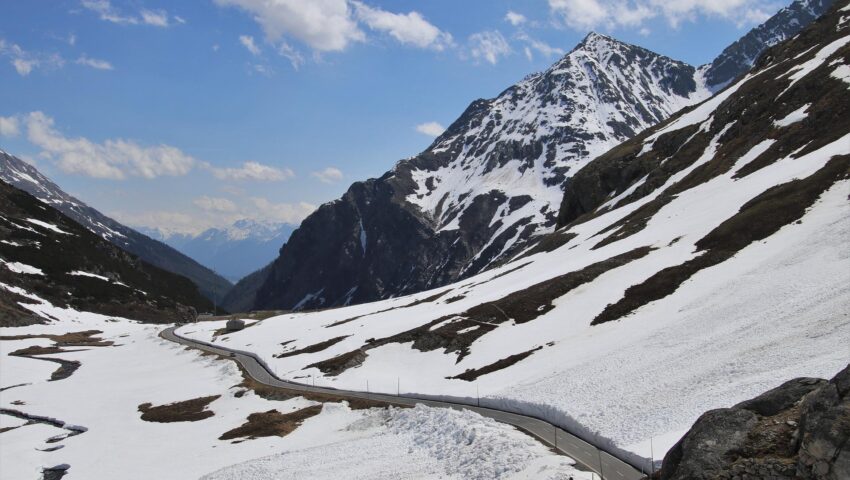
[{"xmin": 162, "ymin": 326, "xmax": 647, "ymax": 480}]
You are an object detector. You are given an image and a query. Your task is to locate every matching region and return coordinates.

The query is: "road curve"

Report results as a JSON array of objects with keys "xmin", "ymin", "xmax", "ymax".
[{"xmin": 162, "ymin": 326, "xmax": 646, "ymax": 480}]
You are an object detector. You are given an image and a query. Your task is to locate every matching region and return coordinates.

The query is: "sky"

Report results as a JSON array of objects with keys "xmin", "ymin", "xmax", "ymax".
[{"xmin": 0, "ymin": 0, "xmax": 786, "ymax": 237}]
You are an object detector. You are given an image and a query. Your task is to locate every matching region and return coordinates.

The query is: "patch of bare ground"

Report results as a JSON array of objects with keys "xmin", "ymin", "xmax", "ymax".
[
  {"xmin": 325, "ymin": 290, "xmax": 449, "ymax": 328},
  {"xmin": 0, "ymin": 330, "xmax": 113, "ymax": 347},
  {"xmin": 9, "ymin": 345, "xmax": 86, "ymax": 356},
  {"xmin": 137, "ymin": 395, "xmax": 220, "ymax": 423},
  {"xmin": 443, "ymin": 295, "xmax": 465, "ymax": 304},
  {"xmin": 450, "ymin": 347, "xmax": 543, "ymax": 381},
  {"xmin": 593, "ymin": 155, "xmax": 850, "ymax": 325},
  {"xmin": 219, "ymin": 405, "xmax": 323, "ymax": 442},
  {"xmin": 276, "ymin": 335, "xmax": 349, "ymax": 358},
  {"xmin": 520, "ymin": 232, "xmax": 579, "ymax": 258},
  {"xmin": 306, "ymin": 349, "xmax": 370, "ymax": 376}
]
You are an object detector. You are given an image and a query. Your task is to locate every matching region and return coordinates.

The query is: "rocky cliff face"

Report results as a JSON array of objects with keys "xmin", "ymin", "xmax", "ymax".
[
  {"xmin": 248, "ymin": 0, "xmax": 836, "ymax": 312},
  {"xmin": 658, "ymin": 364, "xmax": 850, "ymax": 480},
  {"xmin": 0, "ymin": 152, "xmax": 232, "ymax": 301}
]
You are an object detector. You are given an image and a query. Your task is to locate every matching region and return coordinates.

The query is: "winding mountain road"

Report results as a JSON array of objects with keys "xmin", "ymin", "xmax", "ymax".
[{"xmin": 162, "ymin": 326, "xmax": 646, "ymax": 480}]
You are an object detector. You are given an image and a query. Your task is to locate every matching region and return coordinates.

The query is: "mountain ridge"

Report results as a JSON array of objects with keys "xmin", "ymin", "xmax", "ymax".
[
  {"xmin": 0, "ymin": 152, "xmax": 232, "ymax": 302},
  {"xmin": 237, "ymin": 0, "xmax": 835, "ymax": 313}
]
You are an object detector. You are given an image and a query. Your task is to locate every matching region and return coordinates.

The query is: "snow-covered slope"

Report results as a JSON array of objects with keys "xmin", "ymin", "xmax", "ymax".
[
  {"xmin": 177, "ymin": 1, "xmax": 850, "ymax": 465},
  {"xmin": 146, "ymin": 220, "xmax": 295, "ymax": 283},
  {"xmin": 247, "ymin": 0, "xmax": 834, "ymax": 312},
  {"xmin": 0, "ymin": 152, "xmax": 232, "ymax": 301},
  {"xmin": 1, "ymin": 312, "xmax": 588, "ymax": 479}
]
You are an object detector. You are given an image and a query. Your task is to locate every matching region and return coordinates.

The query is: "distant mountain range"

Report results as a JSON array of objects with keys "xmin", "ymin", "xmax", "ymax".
[
  {"xmin": 233, "ymin": 0, "xmax": 835, "ymax": 312},
  {"xmin": 0, "ymin": 152, "xmax": 232, "ymax": 303},
  {"xmin": 140, "ymin": 220, "xmax": 295, "ymax": 283}
]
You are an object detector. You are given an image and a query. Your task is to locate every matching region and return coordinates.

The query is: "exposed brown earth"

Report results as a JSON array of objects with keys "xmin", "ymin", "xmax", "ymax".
[
  {"xmin": 276, "ymin": 335, "xmax": 350, "ymax": 359},
  {"xmin": 450, "ymin": 347, "xmax": 543, "ymax": 381},
  {"xmin": 138, "ymin": 395, "xmax": 220, "ymax": 423},
  {"xmin": 219, "ymin": 405, "xmax": 323, "ymax": 441}
]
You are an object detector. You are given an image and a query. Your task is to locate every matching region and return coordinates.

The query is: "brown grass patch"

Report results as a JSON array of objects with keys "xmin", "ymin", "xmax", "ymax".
[
  {"xmin": 276, "ymin": 335, "xmax": 349, "ymax": 358},
  {"xmin": 0, "ymin": 330, "xmax": 112, "ymax": 347},
  {"xmin": 219, "ymin": 405, "xmax": 322, "ymax": 441},
  {"xmin": 450, "ymin": 347, "xmax": 542, "ymax": 381},
  {"xmin": 138, "ymin": 395, "xmax": 220, "ymax": 423}
]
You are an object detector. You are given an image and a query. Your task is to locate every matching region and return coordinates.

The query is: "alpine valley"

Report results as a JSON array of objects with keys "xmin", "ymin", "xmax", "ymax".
[{"xmin": 1, "ymin": 0, "xmax": 848, "ymax": 479}]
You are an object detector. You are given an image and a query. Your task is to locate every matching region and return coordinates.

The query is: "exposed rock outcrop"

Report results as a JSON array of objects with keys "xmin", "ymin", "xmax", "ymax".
[{"xmin": 658, "ymin": 364, "xmax": 850, "ymax": 480}]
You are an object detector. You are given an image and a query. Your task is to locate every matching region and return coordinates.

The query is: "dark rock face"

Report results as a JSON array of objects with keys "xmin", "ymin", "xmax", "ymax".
[
  {"xmin": 703, "ymin": 0, "xmax": 835, "ymax": 89},
  {"xmin": 659, "ymin": 365, "xmax": 850, "ymax": 480},
  {"xmin": 0, "ymin": 179, "xmax": 210, "ymax": 325},
  {"xmin": 0, "ymin": 152, "xmax": 231, "ymax": 302}
]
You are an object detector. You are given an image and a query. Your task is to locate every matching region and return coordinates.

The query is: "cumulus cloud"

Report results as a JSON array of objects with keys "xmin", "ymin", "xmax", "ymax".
[
  {"xmin": 249, "ymin": 197, "xmax": 316, "ymax": 224},
  {"xmin": 353, "ymin": 2, "xmax": 453, "ymax": 50},
  {"xmin": 76, "ymin": 55, "xmax": 114, "ymax": 70},
  {"xmin": 211, "ymin": 161, "xmax": 294, "ymax": 182},
  {"xmin": 23, "ymin": 111, "xmax": 196, "ymax": 180},
  {"xmin": 214, "ymin": 0, "xmax": 364, "ymax": 52},
  {"xmin": 415, "ymin": 122, "xmax": 445, "ymax": 137},
  {"xmin": 516, "ymin": 33, "xmax": 565, "ymax": 61},
  {"xmin": 116, "ymin": 210, "xmax": 209, "ymax": 237},
  {"xmin": 193, "ymin": 196, "xmax": 238, "ymax": 213},
  {"xmin": 81, "ymin": 0, "xmax": 182, "ymax": 27},
  {"xmin": 548, "ymin": 0, "xmax": 776, "ymax": 31},
  {"xmin": 239, "ymin": 35, "xmax": 262, "ymax": 56},
  {"xmin": 0, "ymin": 116, "xmax": 20, "ymax": 137},
  {"xmin": 117, "ymin": 196, "xmax": 316, "ymax": 237},
  {"xmin": 311, "ymin": 167, "xmax": 344, "ymax": 183},
  {"xmin": 505, "ymin": 11, "xmax": 528, "ymax": 26},
  {"xmin": 467, "ymin": 31, "xmax": 511, "ymax": 65}
]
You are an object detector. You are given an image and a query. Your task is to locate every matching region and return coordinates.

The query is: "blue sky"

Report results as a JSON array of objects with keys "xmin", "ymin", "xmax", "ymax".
[{"xmin": 0, "ymin": 0, "xmax": 784, "ymax": 236}]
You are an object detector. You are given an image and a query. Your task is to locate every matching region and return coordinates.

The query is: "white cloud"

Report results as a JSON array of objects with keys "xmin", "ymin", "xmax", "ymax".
[
  {"xmin": 353, "ymin": 2, "xmax": 453, "ymax": 50},
  {"xmin": 548, "ymin": 0, "xmax": 776, "ymax": 31},
  {"xmin": 0, "ymin": 40, "xmax": 65, "ymax": 76},
  {"xmin": 249, "ymin": 197, "xmax": 316, "ymax": 224},
  {"xmin": 76, "ymin": 55, "xmax": 114, "ymax": 70},
  {"xmin": 211, "ymin": 161, "xmax": 294, "ymax": 182},
  {"xmin": 415, "ymin": 122, "xmax": 445, "ymax": 137},
  {"xmin": 140, "ymin": 9, "xmax": 170, "ymax": 27},
  {"xmin": 467, "ymin": 31, "xmax": 511, "ymax": 65},
  {"xmin": 214, "ymin": 0, "xmax": 365, "ymax": 52},
  {"xmin": 193, "ymin": 196, "xmax": 238, "ymax": 213},
  {"xmin": 0, "ymin": 116, "xmax": 20, "ymax": 137},
  {"xmin": 311, "ymin": 167, "xmax": 344, "ymax": 183},
  {"xmin": 516, "ymin": 33, "xmax": 564, "ymax": 60},
  {"xmin": 117, "ymin": 197, "xmax": 316, "ymax": 237},
  {"xmin": 81, "ymin": 0, "xmax": 181, "ymax": 27},
  {"xmin": 278, "ymin": 42, "xmax": 305, "ymax": 70},
  {"xmin": 239, "ymin": 35, "xmax": 262, "ymax": 56},
  {"xmin": 23, "ymin": 111, "xmax": 196, "ymax": 180},
  {"xmin": 505, "ymin": 11, "xmax": 528, "ymax": 26}
]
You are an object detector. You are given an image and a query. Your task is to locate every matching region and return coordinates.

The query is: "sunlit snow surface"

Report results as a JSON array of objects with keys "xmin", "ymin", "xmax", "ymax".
[
  {"xmin": 178, "ymin": 55, "xmax": 850, "ymax": 462},
  {"xmin": 0, "ymin": 309, "xmax": 585, "ymax": 479}
]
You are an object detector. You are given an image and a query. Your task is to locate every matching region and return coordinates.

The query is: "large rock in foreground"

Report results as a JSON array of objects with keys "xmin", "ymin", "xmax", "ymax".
[{"xmin": 659, "ymin": 364, "xmax": 850, "ymax": 480}]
